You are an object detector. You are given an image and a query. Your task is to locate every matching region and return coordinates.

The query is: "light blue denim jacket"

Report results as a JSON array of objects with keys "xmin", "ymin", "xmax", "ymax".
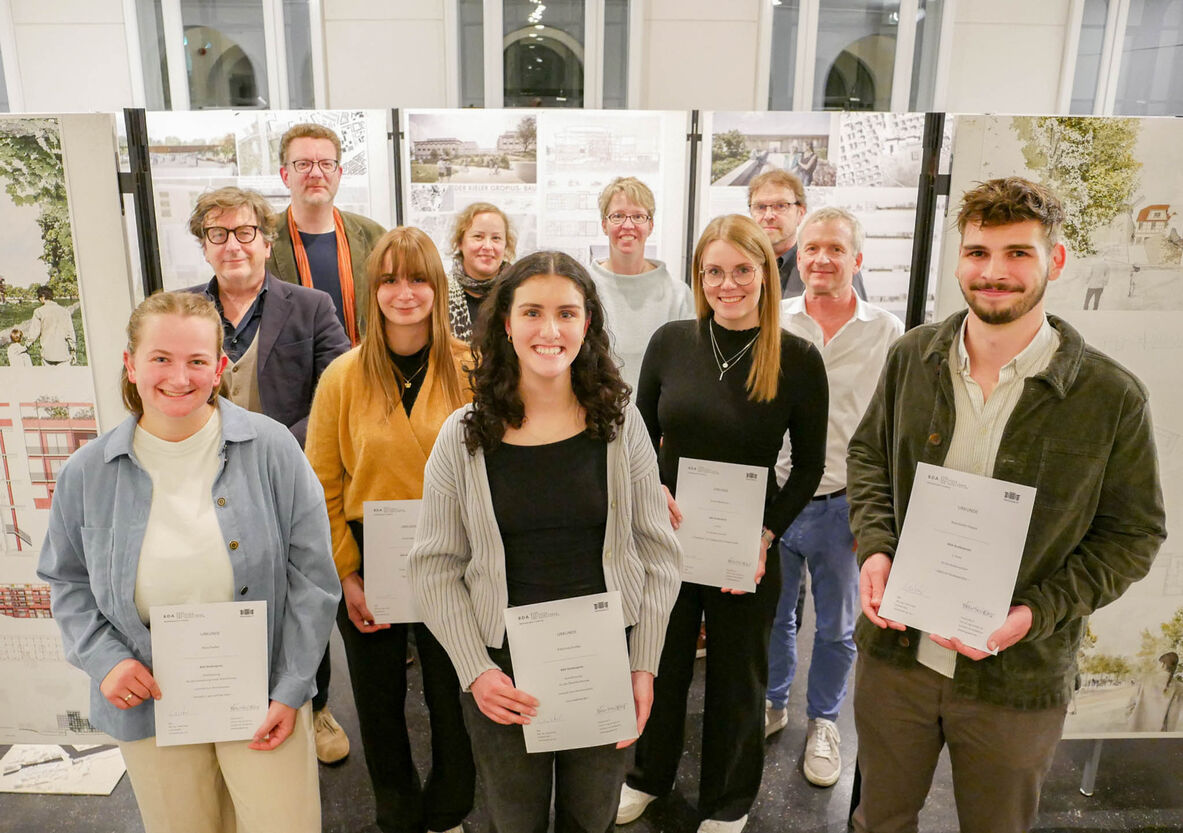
[{"xmin": 36, "ymin": 399, "xmax": 341, "ymax": 742}]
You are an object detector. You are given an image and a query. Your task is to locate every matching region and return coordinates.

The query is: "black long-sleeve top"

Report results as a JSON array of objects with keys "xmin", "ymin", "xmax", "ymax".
[{"xmin": 636, "ymin": 318, "xmax": 828, "ymax": 538}]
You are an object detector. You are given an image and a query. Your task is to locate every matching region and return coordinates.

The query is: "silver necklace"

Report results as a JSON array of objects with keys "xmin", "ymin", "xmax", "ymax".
[{"xmin": 709, "ymin": 319, "xmax": 759, "ymax": 381}]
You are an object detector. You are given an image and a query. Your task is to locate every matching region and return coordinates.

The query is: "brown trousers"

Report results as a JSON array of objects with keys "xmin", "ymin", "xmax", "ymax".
[{"xmin": 852, "ymin": 654, "xmax": 1067, "ymax": 833}]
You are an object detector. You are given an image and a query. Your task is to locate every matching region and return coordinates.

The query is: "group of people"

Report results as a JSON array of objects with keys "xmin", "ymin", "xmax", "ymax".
[{"xmin": 35, "ymin": 120, "xmax": 1165, "ymax": 833}]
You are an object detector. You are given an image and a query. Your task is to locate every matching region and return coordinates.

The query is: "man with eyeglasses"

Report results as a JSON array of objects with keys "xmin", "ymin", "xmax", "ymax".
[
  {"xmin": 187, "ymin": 186, "xmax": 351, "ymax": 769},
  {"xmin": 763, "ymin": 208, "xmax": 901, "ymax": 791},
  {"xmin": 588, "ymin": 176, "xmax": 693, "ymax": 389},
  {"xmin": 269, "ymin": 123, "xmax": 385, "ymax": 345},
  {"xmin": 747, "ymin": 169, "xmax": 866, "ymax": 300}
]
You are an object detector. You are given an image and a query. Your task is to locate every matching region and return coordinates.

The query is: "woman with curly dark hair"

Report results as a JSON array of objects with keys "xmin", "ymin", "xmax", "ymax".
[{"xmin": 409, "ymin": 250, "xmax": 682, "ymax": 832}]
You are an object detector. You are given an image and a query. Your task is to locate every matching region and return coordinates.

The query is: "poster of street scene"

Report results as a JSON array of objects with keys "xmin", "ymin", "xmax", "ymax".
[
  {"xmin": 403, "ymin": 109, "xmax": 690, "ymax": 277},
  {"xmin": 936, "ymin": 115, "xmax": 1183, "ymax": 737},
  {"xmin": 140, "ymin": 110, "xmax": 392, "ymax": 290},
  {"xmin": 0, "ymin": 118, "xmax": 87, "ymax": 367},
  {"xmin": 701, "ymin": 111, "xmax": 928, "ymax": 320}
]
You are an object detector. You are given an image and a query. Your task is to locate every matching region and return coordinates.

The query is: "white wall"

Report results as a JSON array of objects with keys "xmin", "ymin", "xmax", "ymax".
[
  {"xmin": 943, "ymin": 0, "xmax": 1074, "ymax": 114},
  {"xmin": 322, "ymin": 0, "xmax": 451, "ymax": 108},
  {"xmin": 6, "ymin": 0, "xmax": 137, "ymax": 112},
  {"xmin": 639, "ymin": 0, "xmax": 761, "ymax": 110}
]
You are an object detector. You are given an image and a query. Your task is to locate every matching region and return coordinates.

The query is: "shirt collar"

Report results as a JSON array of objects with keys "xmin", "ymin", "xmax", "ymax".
[
  {"xmin": 204, "ymin": 273, "xmax": 270, "ymax": 315},
  {"xmin": 955, "ymin": 313, "xmax": 1058, "ymax": 376},
  {"xmin": 103, "ymin": 398, "xmax": 258, "ymax": 463}
]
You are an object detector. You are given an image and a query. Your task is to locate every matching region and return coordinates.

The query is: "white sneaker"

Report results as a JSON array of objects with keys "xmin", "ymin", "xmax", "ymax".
[
  {"xmin": 428, "ymin": 827, "xmax": 463, "ymax": 833},
  {"xmin": 802, "ymin": 717, "xmax": 841, "ymax": 787},
  {"xmin": 616, "ymin": 783, "xmax": 657, "ymax": 825},
  {"xmin": 697, "ymin": 814, "xmax": 748, "ymax": 832},
  {"xmin": 764, "ymin": 699, "xmax": 787, "ymax": 738}
]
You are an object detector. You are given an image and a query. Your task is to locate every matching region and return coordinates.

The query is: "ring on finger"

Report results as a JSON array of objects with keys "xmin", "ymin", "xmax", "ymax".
[{"xmin": 123, "ymin": 693, "xmax": 135, "ymax": 702}]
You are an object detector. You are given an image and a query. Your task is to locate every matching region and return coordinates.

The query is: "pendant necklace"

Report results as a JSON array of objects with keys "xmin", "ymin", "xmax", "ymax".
[
  {"xmin": 709, "ymin": 319, "xmax": 759, "ymax": 381},
  {"xmin": 401, "ymin": 359, "xmax": 428, "ymax": 389}
]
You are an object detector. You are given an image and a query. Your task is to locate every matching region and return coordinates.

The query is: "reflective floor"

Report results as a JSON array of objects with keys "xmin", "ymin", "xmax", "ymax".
[{"xmin": 3, "ymin": 595, "xmax": 1181, "ymax": 833}]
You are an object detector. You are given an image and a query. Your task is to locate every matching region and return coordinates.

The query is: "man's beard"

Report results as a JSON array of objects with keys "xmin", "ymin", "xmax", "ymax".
[{"xmin": 961, "ymin": 274, "xmax": 1048, "ymax": 325}]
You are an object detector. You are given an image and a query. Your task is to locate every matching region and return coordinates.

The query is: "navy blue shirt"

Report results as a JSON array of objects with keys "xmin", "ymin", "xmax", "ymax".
[
  {"xmin": 204, "ymin": 277, "xmax": 266, "ymax": 363},
  {"xmin": 298, "ymin": 230, "xmax": 347, "ymax": 334}
]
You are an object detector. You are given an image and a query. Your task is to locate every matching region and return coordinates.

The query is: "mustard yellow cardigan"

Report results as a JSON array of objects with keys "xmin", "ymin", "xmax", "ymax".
[{"xmin": 304, "ymin": 339, "xmax": 472, "ymax": 580}]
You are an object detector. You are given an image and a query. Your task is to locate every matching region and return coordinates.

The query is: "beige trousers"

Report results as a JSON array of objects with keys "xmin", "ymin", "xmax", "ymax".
[
  {"xmin": 852, "ymin": 654, "xmax": 1067, "ymax": 833},
  {"xmin": 119, "ymin": 701, "xmax": 320, "ymax": 833}
]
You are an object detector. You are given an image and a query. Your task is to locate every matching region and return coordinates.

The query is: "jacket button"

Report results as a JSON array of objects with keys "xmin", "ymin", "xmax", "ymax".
[
  {"xmin": 927, "ymin": 433, "xmax": 941, "ymax": 445},
  {"xmin": 899, "ymin": 635, "xmax": 910, "ymax": 647},
  {"xmin": 229, "ymin": 540, "xmax": 239, "ymax": 550},
  {"xmin": 216, "ymin": 497, "xmax": 226, "ymax": 507},
  {"xmin": 239, "ymin": 586, "xmax": 248, "ymax": 596},
  {"xmin": 605, "ymin": 549, "xmax": 613, "ymax": 560}
]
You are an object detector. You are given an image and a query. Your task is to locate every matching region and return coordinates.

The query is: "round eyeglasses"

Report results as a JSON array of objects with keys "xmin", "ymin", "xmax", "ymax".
[
  {"xmin": 203, "ymin": 225, "xmax": 261, "ymax": 245},
  {"xmin": 700, "ymin": 265, "xmax": 760, "ymax": 287}
]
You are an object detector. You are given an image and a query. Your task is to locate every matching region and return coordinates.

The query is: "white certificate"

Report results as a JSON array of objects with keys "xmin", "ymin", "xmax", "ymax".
[
  {"xmin": 878, "ymin": 462, "xmax": 1036, "ymax": 653},
  {"xmin": 674, "ymin": 457, "xmax": 767, "ymax": 591},
  {"xmin": 504, "ymin": 591, "xmax": 636, "ymax": 753},
  {"xmin": 363, "ymin": 500, "xmax": 423, "ymax": 624},
  {"xmin": 149, "ymin": 601, "xmax": 268, "ymax": 746}
]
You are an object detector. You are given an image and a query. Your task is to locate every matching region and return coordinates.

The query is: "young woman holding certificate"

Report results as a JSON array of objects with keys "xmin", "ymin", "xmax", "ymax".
[
  {"xmin": 304, "ymin": 227, "xmax": 475, "ymax": 833},
  {"xmin": 620, "ymin": 215, "xmax": 829, "ymax": 832},
  {"xmin": 409, "ymin": 251, "xmax": 682, "ymax": 832},
  {"xmin": 37, "ymin": 291, "xmax": 340, "ymax": 833}
]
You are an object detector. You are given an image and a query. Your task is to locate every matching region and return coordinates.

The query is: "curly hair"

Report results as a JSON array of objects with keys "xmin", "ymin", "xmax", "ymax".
[
  {"xmin": 956, "ymin": 177, "xmax": 1065, "ymax": 250},
  {"xmin": 462, "ymin": 251, "xmax": 629, "ymax": 455}
]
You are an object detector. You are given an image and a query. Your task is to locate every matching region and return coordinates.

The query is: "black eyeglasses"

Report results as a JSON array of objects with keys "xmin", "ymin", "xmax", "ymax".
[
  {"xmin": 203, "ymin": 225, "xmax": 261, "ymax": 245},
  {"xmin": 749, "ymin": 201, "xmax": 800, "ymax": 215},
  {"xmin": 288, "ymin": 159, "xmax": 340, "ymax": 174}
]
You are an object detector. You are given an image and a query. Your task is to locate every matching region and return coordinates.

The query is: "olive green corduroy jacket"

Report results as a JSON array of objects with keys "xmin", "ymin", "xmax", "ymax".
[{"xmin": 847, "ymin": 311, "xmax": 1166, "ymax": 710}]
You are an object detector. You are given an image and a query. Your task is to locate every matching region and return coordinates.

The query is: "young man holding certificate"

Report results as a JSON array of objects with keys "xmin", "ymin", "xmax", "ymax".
[{"xmin": 847, "ymin": 178, "xmax": 1167, "ymax": 833}]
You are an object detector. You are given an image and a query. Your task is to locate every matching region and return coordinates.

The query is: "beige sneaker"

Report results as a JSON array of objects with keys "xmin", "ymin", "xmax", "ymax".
[
  {"xmin": 616, "ymin": 783, "xmax": 657, "ymax": 825},
  {"xmin": 802, "ymin": 717, "xmax": 841, "ymax": 787},
  {"xmin": 697, "ymin": 815, "xmax": 748, "ymax": 832},
  {"xmin": 764, "ymin": 699, "xmax": 787, "ymax": 738},
  {"xmin": 313, "ymin": 707, "xmax": 350, "ymax": 764}
]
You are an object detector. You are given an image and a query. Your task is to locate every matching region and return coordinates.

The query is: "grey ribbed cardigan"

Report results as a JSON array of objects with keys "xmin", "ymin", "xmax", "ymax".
[{"xmin": 409, "ymin": 404, "xmax": 683, "ymax": 690}]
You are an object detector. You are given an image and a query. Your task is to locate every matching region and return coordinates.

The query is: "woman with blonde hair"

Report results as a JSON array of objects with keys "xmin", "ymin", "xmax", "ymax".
[
  {"xmin": 619, "ymin": 215, "xmax": 829, "ymax": 832},
  {"xmin": 446, "ymin": 202, "xmax": 516, "ymax": 341},
  {"xmin": 590, "ymin": 176, "xmax": 694, "ymax": 389},
  {"xmin": 305, "ymin": 226, "xmax": 474, "ymax": 833},
  {"xmin": 38, "ymin": 290, "xmax": 339, "ymax": 833}
]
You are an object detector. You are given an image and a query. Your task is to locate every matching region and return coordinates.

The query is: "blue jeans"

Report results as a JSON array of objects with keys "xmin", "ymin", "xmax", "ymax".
[{"xmin": 766, "ymin": 494, "xmax": 858, "ymax": 721}]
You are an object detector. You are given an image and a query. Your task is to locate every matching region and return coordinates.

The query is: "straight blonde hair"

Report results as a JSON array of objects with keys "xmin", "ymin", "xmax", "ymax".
[
  {"xmin": 692, "ymin": 214, "xmax": 783, "ymax": 403},
  {"xmin": 359, "ymin": 228, "xmax": 466, "ymax": 415}
]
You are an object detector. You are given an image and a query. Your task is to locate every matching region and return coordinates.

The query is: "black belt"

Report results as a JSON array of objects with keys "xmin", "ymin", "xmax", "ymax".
[{"xmin": 811, "ymin": 488, "xmax": 846, "ymax": 502}]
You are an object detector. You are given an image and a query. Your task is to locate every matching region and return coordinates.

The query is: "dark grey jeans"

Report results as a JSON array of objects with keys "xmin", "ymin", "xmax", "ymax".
[{"xmin": 460, "ymin": 644, "xmax": 630, "ymax": 833}]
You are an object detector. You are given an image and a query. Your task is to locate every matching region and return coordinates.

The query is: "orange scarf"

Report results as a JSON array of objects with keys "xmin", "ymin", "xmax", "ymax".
[{"xmin": 288, "ymin": 208, "xmax": 358, "ymax": 344}]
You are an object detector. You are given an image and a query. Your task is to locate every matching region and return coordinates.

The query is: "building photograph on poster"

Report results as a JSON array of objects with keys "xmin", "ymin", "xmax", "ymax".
[
  {"xmin": 0, "ymin": 119, "xmax": 87, "ymax": 368},
  {"xmin": 709, "ymin": 111, "xmax": 834, "ymax": 187},
  {"xmin": 408, "ymin": 111, "xmax": 537, "ymax": 184}
]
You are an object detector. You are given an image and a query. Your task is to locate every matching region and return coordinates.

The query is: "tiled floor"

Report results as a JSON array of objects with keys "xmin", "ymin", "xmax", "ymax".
[{"xmin": 4, "ymin": 600, "xmax": 1181, "ymax": 833}]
